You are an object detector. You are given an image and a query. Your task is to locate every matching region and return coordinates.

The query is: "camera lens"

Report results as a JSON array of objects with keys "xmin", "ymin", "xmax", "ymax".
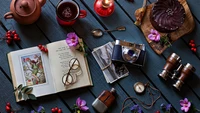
[
  {"xmin": 122, "ymin": 48, "xmax": 140, "ymax": 63},
  {"xmin": 128, "ymin": 50, "xmax": 134, "ymax": 56}
]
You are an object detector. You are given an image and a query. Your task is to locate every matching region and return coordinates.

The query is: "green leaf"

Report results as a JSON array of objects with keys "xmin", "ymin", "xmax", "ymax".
[
  {"xmin": 21, "ymin": 86, "xmax": 28, "ymax": 93},
  {"xmin": 18, "ymin": 91, "xmax": 22, "ymax": 99},
  {"xmin": 28, "ymin": 94, "xmax": 37, "ymax": 100},
  {"xmin": 17, "ymin": 84, "xmax": 23, "ymax": 90},
  {"xmin": 23, "ymin": 93, "xmax": 29, "ymax": 101},
  {"xmin": 14, "ymin": 87, "xmax": 18, "ymax": 92},
  {"xmin": 40, "ymin": 109, "xmax": 46, "ymax": 113},
  {"xmin": 24, "ymin": 87, "xmax": 33, "ymax": 94}
]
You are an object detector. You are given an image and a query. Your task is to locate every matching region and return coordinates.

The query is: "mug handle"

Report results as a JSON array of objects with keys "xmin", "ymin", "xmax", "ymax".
[
  {"xmin": 79, "ymin": 10, "xmax": 87, "ymax": 18},
  {"xmin": 4, "ymin": 12, "xmax": 14, "ymax": 19}
]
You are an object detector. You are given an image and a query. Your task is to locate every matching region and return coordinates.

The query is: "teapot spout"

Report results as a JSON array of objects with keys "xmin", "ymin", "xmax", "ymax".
[{"xmin": 39, "ymin": 0, "xmax": 46, "ymax": 6}]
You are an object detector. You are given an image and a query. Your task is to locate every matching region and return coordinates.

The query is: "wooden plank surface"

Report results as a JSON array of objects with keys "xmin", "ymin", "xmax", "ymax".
[{"xmin": 0, "ymin": 0, "xmax": 200, "ymax": 113}]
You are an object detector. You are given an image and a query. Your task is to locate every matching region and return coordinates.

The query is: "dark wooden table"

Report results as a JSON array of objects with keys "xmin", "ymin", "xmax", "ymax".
[{"xmin": 0, "ymin": 0, "xmax": 200, "ymax": 113}]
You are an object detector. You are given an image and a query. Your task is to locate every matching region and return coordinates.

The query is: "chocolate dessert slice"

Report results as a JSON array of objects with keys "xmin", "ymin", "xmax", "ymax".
[{"xmin": 150, "ymin": 0, "xmax": 186, "ymax": 33}]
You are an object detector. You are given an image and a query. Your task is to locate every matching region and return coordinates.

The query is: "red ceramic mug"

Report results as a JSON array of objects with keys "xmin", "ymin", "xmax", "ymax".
[{"xmin": 56, "ymin": 0, "xmax": 87, "ymax": 26}]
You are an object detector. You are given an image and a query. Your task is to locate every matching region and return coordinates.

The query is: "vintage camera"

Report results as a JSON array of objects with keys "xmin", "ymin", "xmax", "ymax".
[
  {"xmin": 158, "ymin": 53, "xmax": 196, "ymax": 91},
  {"xmin": 112, "ymin": 40, "xmax": 146, "ymax": 67}
]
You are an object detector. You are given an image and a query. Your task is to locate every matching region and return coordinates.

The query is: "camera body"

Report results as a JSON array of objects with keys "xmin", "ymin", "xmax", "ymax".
[
  {"xmin": 158, "ymin": 53, "xmax": 196, "ymax": 91},
  {"xmin": 112, "ymin": 40, "xmax": 146, "ymax": 67}
]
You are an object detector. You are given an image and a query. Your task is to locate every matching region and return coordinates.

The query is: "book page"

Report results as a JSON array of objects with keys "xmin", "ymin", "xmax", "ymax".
[
  {"xmin": 47, "ymin": 40, "xmax": 92, "ymax": 92},
  {"xmin": 8, "ymin": 47, "xmax": 56, "ymax": 102}
]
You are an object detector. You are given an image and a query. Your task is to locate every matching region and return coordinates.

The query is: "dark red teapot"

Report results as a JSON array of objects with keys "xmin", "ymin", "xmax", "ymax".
[{"xmin": 4, "ymin": 0, "xmax": 46, "ymax": 25}]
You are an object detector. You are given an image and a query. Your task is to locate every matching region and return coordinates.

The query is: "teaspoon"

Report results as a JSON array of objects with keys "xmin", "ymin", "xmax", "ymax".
[{"xmin": 91, "ymin": 26, "xmax": 126, "ymax": 37}]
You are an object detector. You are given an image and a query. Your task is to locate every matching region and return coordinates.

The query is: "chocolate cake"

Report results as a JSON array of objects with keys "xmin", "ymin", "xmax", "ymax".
[{"xmin": 150, "ymin": 0, "xmax": 186, "ymax": 33}]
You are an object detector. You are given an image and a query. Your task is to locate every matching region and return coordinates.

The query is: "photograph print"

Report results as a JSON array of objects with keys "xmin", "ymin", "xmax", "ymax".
[
  {"xmin": 92, "ymin": 42, "xmax": 129, "ymax": 83},
  {"xmin": 20, "ymin": 53, "xmax": 47, "ymax": 86}
]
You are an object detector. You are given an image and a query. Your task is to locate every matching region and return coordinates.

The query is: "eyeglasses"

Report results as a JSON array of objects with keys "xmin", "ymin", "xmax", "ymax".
[{"xmin": 62, "ymin": 58, "xmax": 82, "ymax": 86}]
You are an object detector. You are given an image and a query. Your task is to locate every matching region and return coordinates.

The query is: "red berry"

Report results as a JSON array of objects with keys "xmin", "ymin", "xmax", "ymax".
[
  {"xmin": 17, "ymin": 37, "xmax": 20, "ymax": 41},
  {"xmin": 191, "ymin": 44, "xmax": 196, "ymax": 47},
  {"xmin": 51, "ymin": 108, "xmax": 55, "ymax": 113},
  {"xmin": 44, "ymin": 48, "xmax": 48, "ymax": 53},
  {"xmin": 38, "ymin": 44, "xmax": 42, "ymax": 48},
  {"xmin": 6, "ymin": 102, "xmax": 11, "ymax": 107},
  {"xmin": 14, "ymin": 36, "xmax": 18, "ymax": 41},
  {"xmin": 6, "ymin": 105, "xmax": 11, "ymax": 112},
  {"xmin": 189, "ymin": 43, "xmax": 192, "ymax": 46},
  {"xmin": 54, "ymin": 107, "xmax": 58, "ymax": 112},
  {"xmin": 190, "ymin": 40, "xmax": 194, "ymax": 43},
  {"xmin": 6, "ymin": 34, "xmax": 11, "ymax": 37},
  {"xmin": 193, "ymin": 48, "xmax": 197, "ymax": 52},
  {"xmin": 7, "ymin": 36, "xmax": 12, "ymax": 40},
  {"xmin": 6, "ymin": 40, "xmax": 11, "ymax": 45},
  {"xmin": 7, "ymin": 31, "xmax": 11, "ymax": 34},
  {"xmin": 155, "ymin": 111, "xmax": 160, "ymax": 113},
  {"xmin": 191, "ymin": 48, "xmax": 194, "ymax": 50},
  {"xmin": 14, "ymin": 34, "xmax": 18, "ymax": 37},
  {"xmin": 58, "ymin": 108, "xmax": 62, "ymax": 113},
  {"xmin": 12, "ymin": 30, "xmax": 16, "ymax": 34},
  {"xmin": 40, "ymin": 47, "xmax": 45, "ymax": 51}
]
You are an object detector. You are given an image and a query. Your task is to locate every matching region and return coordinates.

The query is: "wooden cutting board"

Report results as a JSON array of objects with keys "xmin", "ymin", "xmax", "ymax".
[{"xmin": 135, "ymin": 0, "xmax": 195, "ymax": 55}]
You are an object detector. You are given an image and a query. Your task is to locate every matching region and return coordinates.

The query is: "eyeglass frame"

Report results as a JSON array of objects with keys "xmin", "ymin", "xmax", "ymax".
[{"xmin": 62, "ymin": 58, "xmax": 82, "ymax": 86}]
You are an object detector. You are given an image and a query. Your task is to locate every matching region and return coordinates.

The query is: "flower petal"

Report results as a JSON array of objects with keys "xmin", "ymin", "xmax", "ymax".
[
  {"xmin": 37, "ymin": 106, "xmax": 43, "ymax": 112},
  {"xmin": 155, "ymin": 34, "xmax": 160, "ymax": 41},
  {"xmin": 76, "ymin": 97, "xmax": 81, "ymax": 106},
  {"xmin": 30, "ymin": 110, "xmax": 35, "ymax": 113},
  {"xmin": 181, "ymin": 107, "xmax": 186, "ymax": 111},
  {"xmin": 184, "ymin": 98, "xmax": 188, "ymax": 102},
  {"xmin": 180, "ymin": 99, "xmax": 184, "ymax": 103},
  {"xmin": 80, "ymin": 106, "xmax": 89, "ymax": 111},
  {"xmin": 148, "ymin": 34, "xmax": 155, "ymax": 40},
  {"xmin": 187, "ymin": 101, "xmax": 191, "ymax": 107},
  {"xmin": 184, "ymin": 107, "xmax": 190, "ymax": 112},
  {"xmin": 180, "ymin": 103, "xmax": 185, "ymax": 106},
  {"xmin": 80, "ymin": 99, "xmax": 86, "ymax": 106}
]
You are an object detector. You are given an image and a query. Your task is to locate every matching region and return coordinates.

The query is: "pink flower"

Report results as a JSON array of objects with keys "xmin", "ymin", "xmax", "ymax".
[
  {"xmin": 180, "ymin": 98, "xmax": 191, "ymax": 112},
  {"xmin": 148, "ymin": 29, "xmax": 160, "ymax": 42},
  {"xmin": 76, "ymin": 97, "xmax": 89, "ymax": 111},
  {"xmin": 66, "ymin": 32, "xmax": 79, "ymax": 47}
]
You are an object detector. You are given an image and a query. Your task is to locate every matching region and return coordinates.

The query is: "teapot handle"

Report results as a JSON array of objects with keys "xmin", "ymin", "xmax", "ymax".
[
  {"xmin": 4, "ymin": 12, "xmax": 14, "ymax": 19},
  {"xmin": 39, "ymin": 0, "xmax": 46, "ymax": 6}
]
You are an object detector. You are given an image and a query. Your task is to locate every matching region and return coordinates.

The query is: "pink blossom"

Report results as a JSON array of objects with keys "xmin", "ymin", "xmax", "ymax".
[
  {"xmin": 180, "ymin": 98, "xmax": 191, "ymax": 112},
  {"xmin": 76, "ymin": 97, "xmax": 89, "ymax": 111},
  {"xmin": 148, "ymin": 29, "xmax": 160, "ymax": 42},
  {"xmin": 66, "ymin": 32, "xmax": 79, "ymax": 47}
]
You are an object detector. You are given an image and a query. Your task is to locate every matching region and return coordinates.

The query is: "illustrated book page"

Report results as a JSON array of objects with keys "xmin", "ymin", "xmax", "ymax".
[
  {"xmin": 47, "ymin": 40, "xmax": 93, "ymax": 92},
  {"xmin": 8, "ymin": 47, "xmax": 56, "ymax": 102}
]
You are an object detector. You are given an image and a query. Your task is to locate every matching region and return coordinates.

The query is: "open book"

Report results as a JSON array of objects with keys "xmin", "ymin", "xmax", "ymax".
[{"xmin": 8, "ymin": 40, "xmax": 93, "ymax": 102}]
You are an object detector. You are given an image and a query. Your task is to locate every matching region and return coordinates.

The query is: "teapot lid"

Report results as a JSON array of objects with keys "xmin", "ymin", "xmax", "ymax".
[{"xmin": 15, "ymin": 0, "xmax": 36, "ymax": 16}]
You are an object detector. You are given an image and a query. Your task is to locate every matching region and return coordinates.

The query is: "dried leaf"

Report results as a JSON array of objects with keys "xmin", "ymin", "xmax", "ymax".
[
  {"xmin": 24, "ymin": 87, "xmax": 33, "ymax": 94},
  {"xmin": 18, "ymin": 91, "xmax": 22, "ymax": 99},
  {"xmin": 28, "ymin": 94, "xmax": 37, "ymax": 100},
  {"xmin": 17, "ymin": 84, "xmax": 23, "ymax": 90}
]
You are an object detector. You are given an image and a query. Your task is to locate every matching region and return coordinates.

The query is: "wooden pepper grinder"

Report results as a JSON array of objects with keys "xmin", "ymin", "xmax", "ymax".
[
  {"xmin": 94, "ymin": 0, "xmax": 115, "ymax": 17},
  {"xmin": 92, "ymin": 88, "xmax": 116, "ymax": 113}
]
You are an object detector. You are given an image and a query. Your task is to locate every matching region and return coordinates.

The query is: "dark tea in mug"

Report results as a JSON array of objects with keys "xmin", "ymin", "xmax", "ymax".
[
  {"xmin": 57, "ymin": 2, "xmax": 79, "ymax": 21},
  {"xmin": 56, "ymin": 0, "xmax": 87, "ymax": 26}
]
